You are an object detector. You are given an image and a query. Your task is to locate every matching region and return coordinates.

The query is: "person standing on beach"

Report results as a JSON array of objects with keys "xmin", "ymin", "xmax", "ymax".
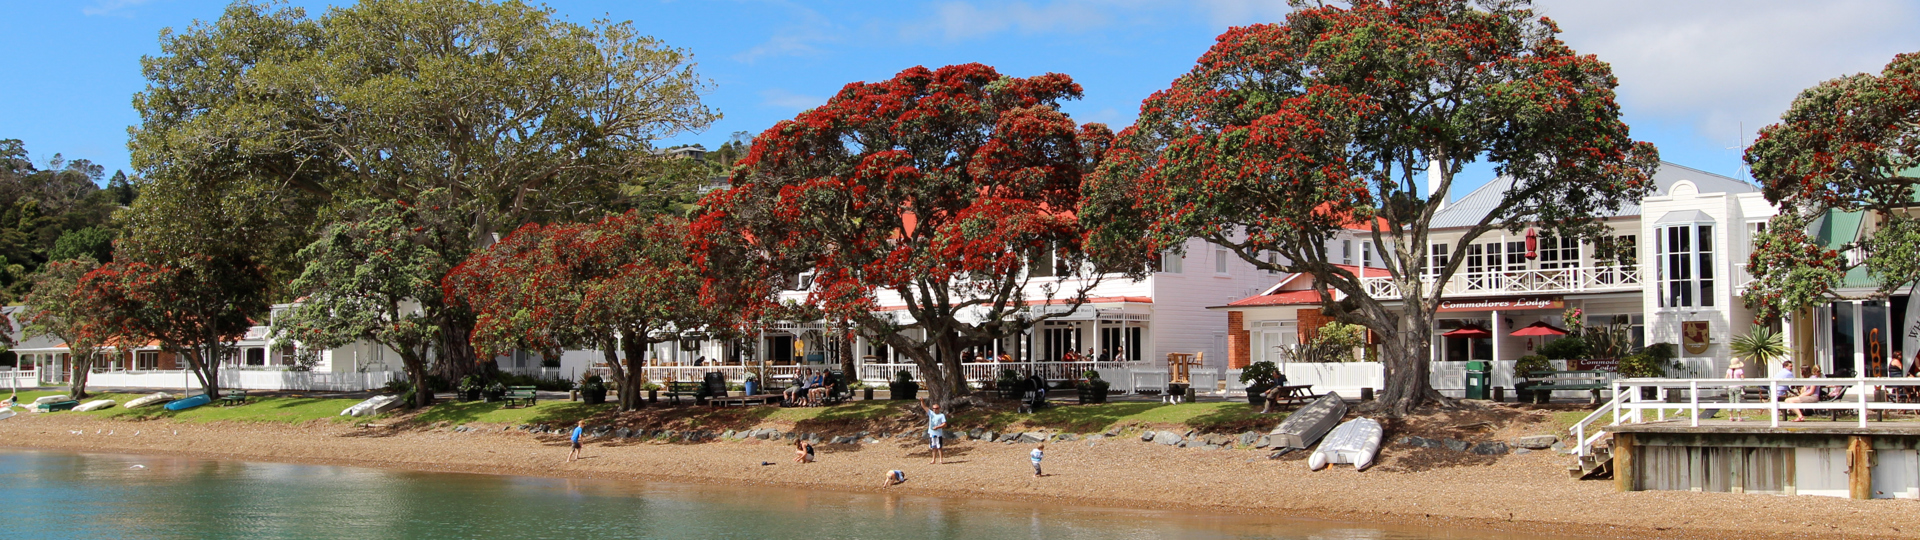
[
  {"xmin": 1030, "ymin": 442, "xmax": 1046, "ymax": 477},
  {"xmin": 919, "ymin": 397, "xmax": 946, "ymax": 464},
  {"xmin": 567, "ymin": 421, "xmax": 585, "ymax": 463}
]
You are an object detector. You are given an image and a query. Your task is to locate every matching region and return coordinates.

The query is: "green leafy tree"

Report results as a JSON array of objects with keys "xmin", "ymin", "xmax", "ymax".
[
  {"xmin": 130, "ymin": 0, "xmax": 719, "ymax": 381},
  {"xmin": 22, "ymin": 258, "xmax": 103, "ymax": 399},
  {"xmin": 1745, "ymin": 52, "xmax": 1920, "ymax": 319},
  {"xmin": 276, "ymin": 197, "xmax": 456, "ymax": 408},
  {"xmin": 1082, "ymin": 0, "xmax": 1657, "ymax": 415},
  {"xmin": 50, "ymin": 227, "xmax": 114, "ymax": 263}
]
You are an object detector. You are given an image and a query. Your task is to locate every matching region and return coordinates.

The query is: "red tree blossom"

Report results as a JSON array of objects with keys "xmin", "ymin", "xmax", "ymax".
[
  {"xmin": 447, "ymin": 212, "xmax": 710, "ymax": 411},
  {"xmin": 1083, "ymin": 0, "xmax": 1658, "ymax": 415},
  {"xmin": 73, "ymin": 253, "xmax": 268, "ymax": 399},
  {"xmin": 690, "ymin": 64, "xmax": 1118, "ymax": 408}
]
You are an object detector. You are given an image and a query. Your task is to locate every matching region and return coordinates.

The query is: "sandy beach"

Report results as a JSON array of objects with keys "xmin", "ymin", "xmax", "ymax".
[{"xmin": 3, "ymin": 402, "xmax": 1917, "ymax": 540}]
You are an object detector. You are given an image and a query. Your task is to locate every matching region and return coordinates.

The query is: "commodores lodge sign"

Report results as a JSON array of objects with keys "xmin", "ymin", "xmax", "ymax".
[{"xmin": 1436, "ymin": 296, "xmax": 1564, "ymax": 313}]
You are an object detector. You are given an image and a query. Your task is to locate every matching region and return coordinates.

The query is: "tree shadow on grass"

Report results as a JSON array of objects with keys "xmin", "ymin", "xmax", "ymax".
[
  {"xmin": 1182, "ymin": 404, "xmax": 1282, "ymax": 434},
  {"xmin": 790, "ymin": 401, "xmax": 913, "ymax": 434},
  {"xmin": 994, "ymin": 402, "xmax": 1165, "ymax": 433}
]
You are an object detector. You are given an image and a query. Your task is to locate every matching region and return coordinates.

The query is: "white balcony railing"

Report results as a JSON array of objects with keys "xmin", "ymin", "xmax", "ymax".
[{"xmin": 1361, "ymin": 266, "xmax": 1640, "ymax": 299}]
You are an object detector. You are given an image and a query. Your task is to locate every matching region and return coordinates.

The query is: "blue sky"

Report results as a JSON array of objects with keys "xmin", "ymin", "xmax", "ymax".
[{"xmin": 4, "ymin": 0, "xmax": 1919, "ymax": 197}]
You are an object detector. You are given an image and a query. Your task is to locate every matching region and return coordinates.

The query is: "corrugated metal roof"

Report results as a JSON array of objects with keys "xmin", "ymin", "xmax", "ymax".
[
  {"xmin": 1429, "ymin": 161, "xmax": 1753, "ymax": 229},
  {"xmin": 1653, "ymin": 209, "xmax": 1711, "ymax": 224}
]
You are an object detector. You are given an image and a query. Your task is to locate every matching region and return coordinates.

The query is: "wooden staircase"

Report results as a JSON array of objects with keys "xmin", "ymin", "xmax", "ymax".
[{"xmin": 1568, "ymin": 445, "xmax": 1612, "ymax": 479}]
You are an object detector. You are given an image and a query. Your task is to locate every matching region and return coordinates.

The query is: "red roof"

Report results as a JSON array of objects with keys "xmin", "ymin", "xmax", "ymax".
[
  {"xmin": 1226, "ymin": 290, "xmax": 1325, "ymax": 307},
  {"xmin": 1222, "ymin": 265, "xmax": 1388, "ymax": 308}
]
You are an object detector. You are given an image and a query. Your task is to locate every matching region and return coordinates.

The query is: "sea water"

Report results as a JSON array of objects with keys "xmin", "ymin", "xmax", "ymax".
[{"xmin": 0, "ymin": 449, "xmax": 1553, "ymax": 539}]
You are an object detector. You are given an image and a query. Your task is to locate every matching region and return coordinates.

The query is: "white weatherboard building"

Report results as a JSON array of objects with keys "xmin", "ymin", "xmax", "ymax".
[{"xmin": 1217, "ymin": 162, "xmax": 1781, "ymax": 396}]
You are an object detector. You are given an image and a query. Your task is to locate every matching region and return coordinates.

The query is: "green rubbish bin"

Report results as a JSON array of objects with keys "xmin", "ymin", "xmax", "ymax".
[{"xmin": 1464, "ymin": 360, "xmax": 1491, "ymax": 400}]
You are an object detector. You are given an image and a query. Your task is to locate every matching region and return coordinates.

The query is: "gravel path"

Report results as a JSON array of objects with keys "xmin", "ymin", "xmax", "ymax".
[{"xmin": 1, "ymin": 410, "xmax": 1914, "ymax": 539}]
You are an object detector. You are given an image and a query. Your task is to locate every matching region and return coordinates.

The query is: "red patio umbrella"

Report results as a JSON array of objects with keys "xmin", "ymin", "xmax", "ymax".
[
  {"xmin": 1511, "ymin": 321, "xmax": 1569, "ymax": 351},
  {"xmin": 1525, "ymin": 227, "xmax": 1539, "ymax": 260},
  {"xmin": 1442, "ymin": 325, "xmax": 1492, "ymax": 362}
]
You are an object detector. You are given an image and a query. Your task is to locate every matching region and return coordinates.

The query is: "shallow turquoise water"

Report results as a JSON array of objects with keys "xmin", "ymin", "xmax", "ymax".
[{"xmin": 0, "ymin": 449, "xmax": 1553, "ymax": 539}]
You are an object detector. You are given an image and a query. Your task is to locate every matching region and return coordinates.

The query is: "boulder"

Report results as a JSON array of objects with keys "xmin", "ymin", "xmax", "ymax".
[
  {"xmin": 1512, "ymin": 435, "xmax": 1558, "ymax": 450},
  {"xmin": 1057, "ymin": 433, "xmax": 1078, "ymax": 442},
  {"xmin": 1254, "ymin": 435, "xmax": 1272, "ymax": 449},
  {"xmin": 968, "ymin": 428, "xmax": 984, "ymax": 439},
  {"xmin": 1020, "ymin": 432, "xmax": 1046, "ymax": 443},
  {"xmin": 1441, "ymin": 439, "xmax": 1470, "ymax": 452},
  {"xmin": 983, "ymin": 431, "xmax": 999, "ymax": 443},
  {"xmin": 1397, "ymin": 436, "xmax": 1439, "ymax": 448},
  {"xmin": 1153, "ymin": 431, "xmax": 1182, "ymax": 445},
  {"xmin": 1238, "ymin": 432, "xmax": 1258, "ymax": 446},
  {"xmin": 721, "ymin": 429, "xmax": 736, "ymax": 439},
  {"xmin": 1139, "ymin": 431, "xmax": 1156, "ymax": 442},
  {"xmin": 753, "ymin": 429, "xmax": 772, "ymax": 440},
  {"xmin": 1470, "ymin": 441, "xmax": 1510, "ymax": 455},
  {"xmin": 1204, "ymin": 434, "xmax": 1232, "ymax": 446}
]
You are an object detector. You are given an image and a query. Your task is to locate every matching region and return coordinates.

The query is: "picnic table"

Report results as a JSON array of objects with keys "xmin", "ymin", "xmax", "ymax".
[
  {"xmin": 1517, "ymin": 370, "xmax": 1611, "ymax": 404},
  {"xmin": 1263, "ymin": 384, "xmax": 1319, "ymax": 409}
]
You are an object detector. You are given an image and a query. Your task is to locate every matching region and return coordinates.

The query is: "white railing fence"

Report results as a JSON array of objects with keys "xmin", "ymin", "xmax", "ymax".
[
  {"xmin": 856, "ymin": 361, "xmax": 1139, "ymax": 385},
  {"xmin": 1599, "ymin": 377, "xmax": 1920, "ymax": 435},
  {"xmin": 1362, "ymin": 266, "xmax": 1641, "ymax": 299},
  {"xmin": 2, "ymin": 367, "xmax": 37, "ymax": 389}
]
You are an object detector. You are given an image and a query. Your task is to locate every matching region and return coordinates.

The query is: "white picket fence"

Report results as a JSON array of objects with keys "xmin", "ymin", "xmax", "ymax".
[{"xmin": 84, "ymin": 369, "xmax": 400, "ymax": 392}]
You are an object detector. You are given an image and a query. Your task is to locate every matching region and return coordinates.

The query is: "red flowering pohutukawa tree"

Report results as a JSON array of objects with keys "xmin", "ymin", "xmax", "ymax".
[
  {"xmin": 691, "ymin": 64, "xmax": 1118, "ymax": 409},
  {"xmin": 1745, "ymin": 52, "xmax": 1920, "ymax": 324},
  {"xmin": 447, "ymin": 211, "xmax": 710, "ymax": 411},
  {"xmin": 72, "ymin": 252, "xmax": 269, "ymax": 400},
  {"xmin": 1083, "ymin": 0, "xmax": 1658, "ymax": 415}
]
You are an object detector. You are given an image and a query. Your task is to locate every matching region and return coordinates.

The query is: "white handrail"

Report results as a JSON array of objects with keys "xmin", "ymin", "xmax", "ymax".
[
  {"xmin": 1601, "ymin": 377, "xmax": 1920, "ymax": 430},
  {"xmin": 1572, "ymin": 389, "xmax": 1629, "ymax": 458}
]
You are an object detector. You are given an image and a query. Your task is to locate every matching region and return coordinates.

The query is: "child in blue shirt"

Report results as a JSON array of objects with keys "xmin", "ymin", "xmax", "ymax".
[
  {"xmin": 1031, "ymin": 442, "xmax": 1046, "ymax": 477},
  {"xmin": 567, "ymin": 421, "xmax": 585, "ymax": 463}
]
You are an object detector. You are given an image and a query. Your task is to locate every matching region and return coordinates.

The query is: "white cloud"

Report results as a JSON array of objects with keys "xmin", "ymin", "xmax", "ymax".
[
  {"xmin": 761, "ymin": 88, "xmax": 826, "ymax": 111},
  {"xmin": 1535, "ymin": 0, "xmax": 1920, "ymax": 148},
  {"xmin": 82, "ymin": 0, "xmax": 153, "ymax": 17},
  {"xmin": 734, "ymin": 2, "xmax": 842, "ymax": 63}
]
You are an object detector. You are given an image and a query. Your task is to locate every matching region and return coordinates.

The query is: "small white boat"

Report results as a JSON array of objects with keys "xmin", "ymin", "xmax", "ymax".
[
  {"xmin": 340, "ymin": 395, "xmax": 402, "ymax": 417},
  {"xmin": 125, "ymin": 393, "xmax": 175, "ymax": 409},
  {"xmin": 74, "ymin": 399, "xmax": 116, "ymax": 412},
  {"xmin": 31, "ymin": 395, "xmax": 71, "ymax": 406},
  {"xmin": 1309, "ymin": 417, "xmax": 1383, "ymax": 471},
  {"xmin": 0, "ymin": 408, "xmax": 14, "ymax": 421}
]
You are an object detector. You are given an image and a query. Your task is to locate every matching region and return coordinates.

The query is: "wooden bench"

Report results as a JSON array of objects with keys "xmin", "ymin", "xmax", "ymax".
[
  {"xmin": 1517, "ymin": 370, "xmax": 1612, "ymax": 404},
  {"xmin": 662, "ymin": 381, "xmax": 704, "ymax": 405},
  {"xmin": 709, "ymin": 394, "xmax": 782, "ymax": 408},
  {"xmin": 504, "ymin": 386, "xmax": 538, "ymax": 407},
  {"xmin": 219, "ymin": 389, "xmax": 249, "ymax": 407}
]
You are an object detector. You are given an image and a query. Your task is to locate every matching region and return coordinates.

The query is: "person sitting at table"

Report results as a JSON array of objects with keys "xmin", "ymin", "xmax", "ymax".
[
  {"xmin": 808, "ymin": 370, "xmax": 833, "ymax": 406},
  {"xmin": 1259, "ymin": 374, "xmax": 1296, "ymax": 414},
  {"xmin": 784, "ymin": 368, "xmax": 811, "ymax": 405},
  {"xmin": 1784, "ymin": 365, "xmax": 1826, "ymax": 422}
]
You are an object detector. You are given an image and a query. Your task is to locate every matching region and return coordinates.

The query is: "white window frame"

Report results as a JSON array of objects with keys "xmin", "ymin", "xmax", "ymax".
[
  {"xmin": 1656, "ymin": 223, "xmax": 1715, "ymax": 308},
  {"xmin": 1158, "ymin": 249, "xmax": 1183, "ymax": 274},
  {"xmin": 1214, "ymin": 248, "xmax": 1231, "ymax": 275}
]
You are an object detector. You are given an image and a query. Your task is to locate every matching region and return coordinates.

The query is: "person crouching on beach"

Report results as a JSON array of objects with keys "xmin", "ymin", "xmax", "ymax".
[
  {"xmin": 883, "ymin": 470, "xmax": 907, "ymax": 487},
  {"xmin": 567, "ymin": 421, "xmax": 586, "ymax": 463},
  {"xmin": 794, "ymin": 439, "xmax": 815, "ymax": 463},
  {"xmin": 1030, "ymin": 442, "xmax": 1046, "ymax": 477}
]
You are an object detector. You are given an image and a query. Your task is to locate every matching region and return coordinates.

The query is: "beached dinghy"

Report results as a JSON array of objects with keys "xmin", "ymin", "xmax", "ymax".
[
  {"xmin": 164, "ymin": 394, "xmax": 212, "ymax": 411},
  {"xmin": 74, "ymin": 399, "xmax": 116, "ymax": 412},
  {"xmin": 0, "ymin": 408, "xmax": 13, "ymax": 421},
  {"xmin": 1308, "ymin": 417, "xmax": 1383, "ymax": 471},
  {"xmin": 124, "ymin": 393, "xmax": 174, "ymax": 409},
  {"xmin": 340, "ymin": 395, "xmax": 401, "ymax": 417},
  {"xmin": 31, "ymin": 395, "xmax": 70, "ymax": 406},
  {"xmin": 1269, "ymin": 392, "xmax": 1346, "ymax": 450},
  {"xmin": 37, "ymin": 400, "xmax": 80, "ymax": 412}
]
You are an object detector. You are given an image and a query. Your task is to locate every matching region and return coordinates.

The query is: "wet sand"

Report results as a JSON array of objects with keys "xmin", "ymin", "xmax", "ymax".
[{"xmin": 1, "ymin": 410, "xmax": 1914, "ymax": 540}]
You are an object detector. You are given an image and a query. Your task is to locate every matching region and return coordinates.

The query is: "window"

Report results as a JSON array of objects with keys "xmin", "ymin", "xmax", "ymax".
[
  {"xmin": 1537, "ymin": 236, "xmax": 1580, "ymax": 270},
  {"xmin": 1465, "ymin": 242, "xmax": 1505, "ymax": 289},
  {"xmin": 1361, "ymin": 242, "xmax": 1374, "ymax": 268},
  {"xmin": 1157, "ymin": 249, "xmax": 1183, "ymax": 274},
  {"xmin": 1505, "ymin": 241, "xmax": 1528, "ymax": 271},
  {"xmin": 1028, "ymin": 248, "xmax": 1055, "ymax": 278},
  {"xmin": 246, "ymin": 348, "xmax": 266, "ymax": 366},
  {"xmin": 1341, "ymin": 240, "xmax": 1353, "ymax": 266},
  {"xmin": 1594, "ymin": 235, "xmax": 1637, "ymax": 267},
  {"xmin": 136, "ymin": 351, "xmax": 159, "ymax": 371},
  {"xmin": 1214, "ymin": 248, "xmax": 1230, "ymax": 274},
  {"xmin": 1264, "ymin": 251, "xmax": 1285, "ymax": 274},
  {"xmin": 1427, "ymin": 244, "xmax": 1450, "ymax": 277},
  {"xmin": 1657, "ymin": 224, "xmax": 1714, "ymax": 307}
]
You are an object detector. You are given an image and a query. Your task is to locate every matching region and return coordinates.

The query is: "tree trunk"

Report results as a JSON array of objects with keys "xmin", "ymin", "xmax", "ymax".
[
  {"xmin": 433, "ymin": 311, "xmax": 484, "ymax": 382},
  {"xmin": 186, "ymin": 344, "xmax": 221, "ymax": 400},
  {"xmin": 611, "ymin": 339, "xmax": 647, "ymax": 412},
  {"xmin": 838, "ymin": 334, "xmax": 856, "ymax": 387},
  {"xmin": 940, "ymin": 335, "xmax": 971, "ymax": 398},
  {"xmin": 402, "ymin": 350, "xmax": 433, "ymax": 408},
  {"xmin": 907, "ymin": 346, "xmax": 953, "ymax": 410},
  {"xmin": 1375, "ymin": 305, "xmax": 1443, "ymax": 415},
  {"xmin": 67, "ymin": 351, "xmax": 92, "ymax": 400}
]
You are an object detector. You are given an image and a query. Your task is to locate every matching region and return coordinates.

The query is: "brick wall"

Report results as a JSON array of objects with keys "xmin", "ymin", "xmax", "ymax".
[
  {"xmin": 1298, "ymin": 308, "xmax": 1333, "ymax": 344},
  {"xmin": 1227, "ymin": 311, "xmax": 1250, "ymax": 369}
]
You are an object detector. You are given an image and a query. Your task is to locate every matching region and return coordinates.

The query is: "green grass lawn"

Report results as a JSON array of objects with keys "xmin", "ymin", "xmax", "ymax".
[
  {"xmin": 411, "ymin": 399, "xmax": 612, "ymax": 426},
  {"xmin": 6, "ymin": 389, "xmax": 372, "ymax": 424},
  {"xmin": 979, "ymin": 401, "xmax": 1279, "ymax": 434}
]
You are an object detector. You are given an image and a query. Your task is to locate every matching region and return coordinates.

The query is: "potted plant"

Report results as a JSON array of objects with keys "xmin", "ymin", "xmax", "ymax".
[
  {"xmin": 888, "ymin": 370, "xmax": 919, "ymax": 400},
  {"xmin": 484, "ymin": 381, "xmax": 506, "ymax": 403},
  {"xmin": 1076, "ymin": 370, "xmax": 1110, "ymax": 404},
  {"xmin": 1239, "ymin": 361, "xmax": 1284, "ymax": 406},
  {"xmin": 995, "ymin": 368, "xmax": 1023, "ymax": 400},
  {"xmin": 1512, "ymin": 355, "xmax": 1551, "ymax": 402},
  {"xmin": 742, "ymin": 373, "xmax": 760, "ymax": 396},
  {"xmin": 457, "ymin": 375, "xmax": 484, "ymax": 402},
  {"xmin": 579, "ymin": 374, "xmax": 608, "ymax": 405},
  {"xmin": 1619, "ymin": 343, "xmax": 1678, "ymax": 399}
]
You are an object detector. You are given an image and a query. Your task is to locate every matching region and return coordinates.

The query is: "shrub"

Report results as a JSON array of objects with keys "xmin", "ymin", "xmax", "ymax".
[
  {"xmin": 1618, "ymin": 343, "xmax": 1678, "ymax": 378},
  {"xmin": 894, "ymin": 370, "xmax": 915, "ymax": 382},
  {"xmin": 1539, "ymin": 337, "xmax": 1590, "ymax": 360},
  {"xmin": 1239, "ymin": 361, "xmax": 1281, "ymax": 386},
  {"xmin": 1514, "ymin": 354, "xmax": 1552, "ymax": 376}
]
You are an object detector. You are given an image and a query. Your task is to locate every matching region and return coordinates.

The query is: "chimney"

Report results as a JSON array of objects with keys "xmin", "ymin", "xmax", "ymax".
[{"xmin": 1428, "ymin": 158, "xmax": 1446, "ymax": 211}]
